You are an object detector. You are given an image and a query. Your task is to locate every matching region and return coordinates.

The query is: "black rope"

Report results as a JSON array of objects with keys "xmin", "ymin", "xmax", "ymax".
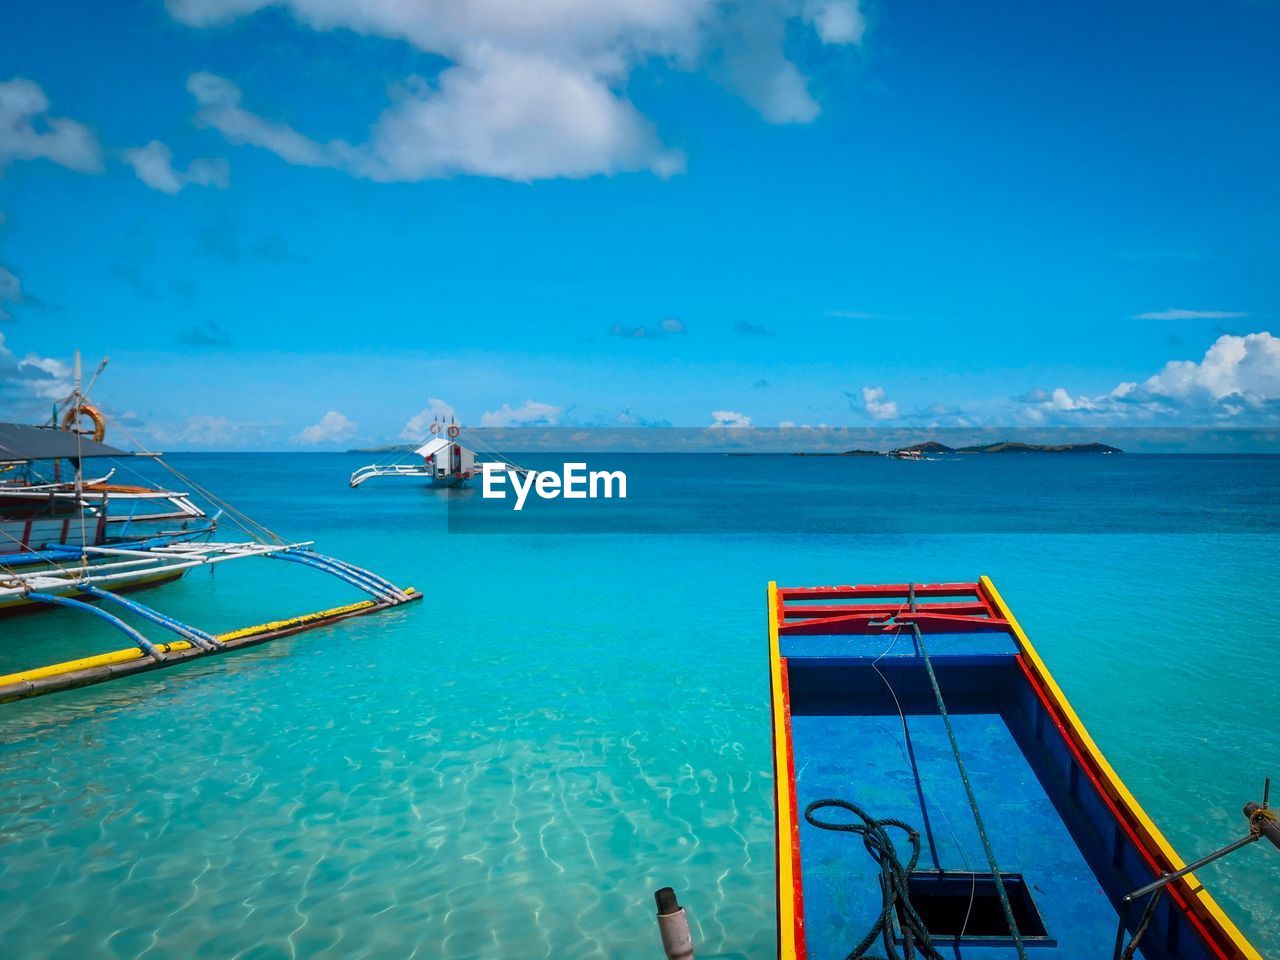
[
  {"xmin": 907, "ymin": 621, "xmax": 1029, "ymax": 960},
  {"xmin": 804, "ymin": 799, "xmax": 946, "ymax": 960}
]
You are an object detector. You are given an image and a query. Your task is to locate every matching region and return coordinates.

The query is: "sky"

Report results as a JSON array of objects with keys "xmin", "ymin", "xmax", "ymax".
[{"xmin": 0, "ymin": 0, "xmax": 1277, "ymax": 449}]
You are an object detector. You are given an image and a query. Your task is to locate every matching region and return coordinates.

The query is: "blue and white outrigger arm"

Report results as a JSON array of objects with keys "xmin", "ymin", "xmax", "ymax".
[{"xmin": 0, "ymin": 540, "xmax": 420, "ymax": 703}]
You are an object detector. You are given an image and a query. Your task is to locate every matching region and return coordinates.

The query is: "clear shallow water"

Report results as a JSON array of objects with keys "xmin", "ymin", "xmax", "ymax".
[{"xmin": 0, "ymin": 453, "xmax": 1277, "ymax": 958}]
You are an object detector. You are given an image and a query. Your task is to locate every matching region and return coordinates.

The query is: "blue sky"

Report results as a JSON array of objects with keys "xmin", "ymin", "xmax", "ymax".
[{"xmin": 1, "ymin": 0, "xmax": 1277, "ymax": 448}]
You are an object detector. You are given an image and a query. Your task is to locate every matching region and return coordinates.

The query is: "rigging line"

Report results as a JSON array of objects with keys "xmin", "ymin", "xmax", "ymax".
[
  {"xmin": 107, "ymin": 419, "xmax": 284, "ymax": 545},
  {"xmin": 458, "ymin": 430, "xmax": 526, "ymax": 473},
  {"xmin": 102, "ymin": 421, "xmax": 238, "ymax": 530},
  {"xmin": 869, "ymin": 623, "xmax": 979, "ymax": 942},
  {"xmin": 906, "ymin": 619, "xmax": 1028, "ymax": 960},
  {"xmin": 73, "ymin": 388, "xmax": 90, "ymax": 573}
]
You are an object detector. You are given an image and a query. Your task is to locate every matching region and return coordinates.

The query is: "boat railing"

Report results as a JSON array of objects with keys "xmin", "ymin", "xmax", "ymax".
[{"xmin": 349, "ymin": 462, "xmax": 430, "ymax": 487}]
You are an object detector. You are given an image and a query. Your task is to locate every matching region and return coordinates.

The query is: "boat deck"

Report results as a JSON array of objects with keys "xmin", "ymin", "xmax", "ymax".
[
  {"xmin": 769, "ymin": 579, "xmax": 1261, "ymax": 960},
  {"xmin": 785, "ymin": 631, "xmax": 1115, "ymax": 958}
]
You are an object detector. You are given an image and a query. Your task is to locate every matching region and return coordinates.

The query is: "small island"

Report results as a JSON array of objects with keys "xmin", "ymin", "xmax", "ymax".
[{"xmin": 878, "ymin": 441, "xmax": 1123, "ymax": 455}]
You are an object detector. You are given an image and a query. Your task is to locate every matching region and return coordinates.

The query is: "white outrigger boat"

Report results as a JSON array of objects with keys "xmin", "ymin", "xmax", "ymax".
[
  {"xmin": 0, "ymin": 354, "xmax": 420, "ymax": 704},
  {"xmin": 349, "ymin": 417, "xmax": 525, "ymax": 490},
  {"xmin": 0, "ymin": 421, "xmax": 213, "ymax": 562}
]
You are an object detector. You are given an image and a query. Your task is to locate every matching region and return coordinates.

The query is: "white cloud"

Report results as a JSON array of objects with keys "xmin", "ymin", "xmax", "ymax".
[
  {"xmin": 187, "ymin": 55, "xmax": 681, "ymax": 183},
  {"xmin": 141, "ymin": 414, "xmax": 280, "ymax": 449},
  {"xmin": 480, "ymin": 400, "xmax": 562, "ymax": 427},
  {"xmin": 1134, "ymin": 308, "xmax": 1248, "ymax": 321},
  {"xmin": 0, "ymin": 333, "xmax": 71, "ymax": 403},
  {"xmin": 803, "ymin": 0, "xmax": 866, "ymax": 44},
  {"xmin": 611, "ymin": 316, "xmax": 687, "ymax": 339},
  {"xmin": 709, "ymin": 409, "xmax": 751, "ymax": 428},
  {"xmin": 171, "ymin": 1, "xmax": 864, "ymax": 181},
  {"xmin": 1142, "ymin": 332, "xmax": 1280, "ymax": 407},
  {"xmin": 122, "ymin": 140, "xmax": 230, "ymax": 194},
  {"xmin": 400, "ymin": 398, "xmax": 457, "ymax": 440},
  {"xmin": 1022, "ymin": 332, "xmax": 1280, "ymax": 422},
  {"xmin": 0, "ymin": 266, "xmax": 20, "ymax": 321},
  {"xmin": 0, "ymin": 78, "xmax": 102, "ymax": 173},
  {"xmin": 860, "ymin": 385, "xmax": 899, "ymax": 420},
  {"xmin": 294, "ymin": 410, "xmax": 357, "ymax": 444}
]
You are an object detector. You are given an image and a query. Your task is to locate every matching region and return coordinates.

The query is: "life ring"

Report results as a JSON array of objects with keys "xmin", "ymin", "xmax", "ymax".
[
  {"xmin": 429, "ymin": 422, "xmax": 442, "ymax": 436},
  {"xmin": 447, "ymin": 424, "xmax": 460, "ymax": 439},
  {"xmin": 61, "ymin": 402, "xmax": 107, "ymax": 443}
]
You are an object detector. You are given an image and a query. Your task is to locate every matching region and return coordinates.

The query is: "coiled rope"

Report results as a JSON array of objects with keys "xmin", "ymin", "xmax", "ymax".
[{"xmin": 804, "ymin": 799, "xmax": 945, "ymax": 960}]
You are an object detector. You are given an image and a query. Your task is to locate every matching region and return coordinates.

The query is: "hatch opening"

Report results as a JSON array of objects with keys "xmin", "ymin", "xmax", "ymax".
[{"xmin": 899, "ymin": 872, "xmax": 1048, "ymax": 940}]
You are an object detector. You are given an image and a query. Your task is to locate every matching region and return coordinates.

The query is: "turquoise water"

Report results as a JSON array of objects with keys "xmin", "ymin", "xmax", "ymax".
[{"xmin": 0, "ymin": 453, "xmax": 1277, "ymax": 958}]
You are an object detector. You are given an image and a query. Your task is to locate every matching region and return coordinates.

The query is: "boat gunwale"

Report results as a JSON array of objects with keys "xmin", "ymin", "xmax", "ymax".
[
  {"xmin": 979, "ymin": 575, "xmax": 1260, "ymax": 960},
  {"xmin": 768, "ymin": 576, "xmax": 1261, "ymax": 960}
]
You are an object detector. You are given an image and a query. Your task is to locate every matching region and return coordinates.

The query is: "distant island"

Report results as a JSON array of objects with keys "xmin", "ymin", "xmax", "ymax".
[
  {"xmin": 879, "ymin": 441, "xmax": 1123, "ymax": 455},
  {"xmin": 356, "ymin": 440, "xmax": 1123, "ymax": 456}
]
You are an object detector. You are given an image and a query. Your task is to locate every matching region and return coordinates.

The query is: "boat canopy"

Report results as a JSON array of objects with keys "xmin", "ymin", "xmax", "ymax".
[
  {"xmin": 413, "ymin": 436, "xmax": 451, "ymax": 459},
  {"xmin": 0, "ymin": 422, "xmax": 132, "ymax": 463}
]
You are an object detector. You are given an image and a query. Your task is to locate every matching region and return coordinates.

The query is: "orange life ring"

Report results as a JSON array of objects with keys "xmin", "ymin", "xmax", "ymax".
[
  {"xmin": 61, "ymin": 402, "xmax": 107, "ymax": 443},
  {"xmin": 447, "ymin": 424, "xmax": 461, "ymax": 439}
]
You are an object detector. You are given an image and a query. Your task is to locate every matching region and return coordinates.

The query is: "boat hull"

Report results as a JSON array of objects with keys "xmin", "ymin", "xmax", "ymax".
[{"xmin": 768, "ymin": 577, "xmax": 1260, "ymax": 960}]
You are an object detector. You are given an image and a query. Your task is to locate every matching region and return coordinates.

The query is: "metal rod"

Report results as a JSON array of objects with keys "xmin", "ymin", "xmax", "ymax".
[{"xmin": 1123, "ymin": 832, "xmax": 1259, "ymax": 903}]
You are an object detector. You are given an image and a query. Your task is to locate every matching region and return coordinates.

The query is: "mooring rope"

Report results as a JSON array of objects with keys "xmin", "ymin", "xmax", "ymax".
[
  {"xmin": 803, "ymin": 799, "xmax": 945, "ymax": 960},
  {"xmin": 905, "ymin": 619, "xmax": 1029, "ymax": 960}
]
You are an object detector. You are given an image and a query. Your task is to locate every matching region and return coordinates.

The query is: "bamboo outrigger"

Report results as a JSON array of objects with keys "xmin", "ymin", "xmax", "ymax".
[
  {"xmin": 0, "ymin": 353, "xmax": 420, "ymax": 704},
  {"xmin": 768, "ymin": 577, "xmax": 1274, "ymax": 960}
]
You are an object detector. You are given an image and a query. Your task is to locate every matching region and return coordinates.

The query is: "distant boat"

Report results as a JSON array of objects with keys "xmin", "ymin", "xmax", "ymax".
[
  {"xmin": 350, "ymin": 418, "xmax": 526, "ymax": 489},
  {"xmin": 888, "ymin": 448, "xmax": 924, "ymax": 460}
]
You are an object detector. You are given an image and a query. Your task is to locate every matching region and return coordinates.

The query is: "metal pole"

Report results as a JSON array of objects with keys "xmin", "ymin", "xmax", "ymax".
[
  {"xmin": 1123, "ymin": 833, "xmax": 1258, "ymax": 904},
  {"xmin": 654, "ymin": 887, "xmax": 694, "ymax": 960}
]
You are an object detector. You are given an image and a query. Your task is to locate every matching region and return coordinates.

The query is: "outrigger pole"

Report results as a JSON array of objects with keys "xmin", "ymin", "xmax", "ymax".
[{"xmin": 0, "ymin": 541, "xmax": 420, "ymax": 704}]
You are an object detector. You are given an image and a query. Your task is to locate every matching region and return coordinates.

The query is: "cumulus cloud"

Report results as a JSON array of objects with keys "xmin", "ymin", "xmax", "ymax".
[
  {"xmin": 610, "ymin": 316, "xmax": 687, "ymax": 339},
  {"xmin": 0, "ymin": 333, "xmax": 71, "ymax": 402},
  {"xmin": 709, "ymin": 409, "xmax": 751, "ymax": 428},
  {"xmin": 0, "ymin": 78, "xmax": 102, "ymax": 173},
  {"xmin": 401, "ymin": 398, "xmax": 457, "ymax": 440},
  {"xmin": 122, "ymin": 140, "xmax": 229, "ymax": 194},
  {"xmin": 188, "ymin": 57, "xmax": 681, "ymax": 183},
  {"xmin": 803, "ymin": 0, "xmax": 866, "ymax": 44},
  {"xmin": 1021, "ymin": 332, "xmax": 1280, "ymax": 422},
  {"xmin": 1133, "ymin": 308, "xmax": 1248, "ymax": 321},
  {"xmin": 480, "ymin": 400, "xmax": 562, "ymax": 427},
  {"xmin": 734, "ymin": 320, "xmax": 772, "ymax": 335},
  {"xmin": 295, "ymin": 410, "xmax": 357, "ymax": 444},
  {"xmin": 170, "ymin": 1, "xmax": 864, "ymax": 181},
  {"xmin": 857, "ymin": 385, "xmax": 899, "ymax": 420}
]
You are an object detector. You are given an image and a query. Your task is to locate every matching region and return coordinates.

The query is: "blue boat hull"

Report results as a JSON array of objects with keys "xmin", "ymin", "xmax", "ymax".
[{"xmin": 768, "ymin": 578, "xmax": 1259, "ymax": 960}]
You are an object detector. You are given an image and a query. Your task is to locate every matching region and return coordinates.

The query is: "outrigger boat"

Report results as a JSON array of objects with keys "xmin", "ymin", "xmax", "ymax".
[
  {"xmin": 349, "ymin": 417, "xmax": 526, "ymax": 490},
  {"xmin": 1, "ymin": 421, "xmax": 215, "ymax": 567},
  {"xmin": 0, "ymin": 354, "xmax": 420, "ymax": 703},
  {"xmin": 768, "ymin": 578, "xmax": 1275, "ymax": 960}
]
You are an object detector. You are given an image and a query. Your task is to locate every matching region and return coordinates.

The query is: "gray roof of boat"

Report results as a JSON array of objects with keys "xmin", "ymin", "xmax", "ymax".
[{"xmin": 0, "ymin": 422, "xmax": 132, "ymax": 462}]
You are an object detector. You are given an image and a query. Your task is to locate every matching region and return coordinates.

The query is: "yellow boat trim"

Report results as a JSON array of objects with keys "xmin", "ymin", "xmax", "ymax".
[
  {"xmin": 768, "ymin": 581, "xmax": 800, "ymax": 960},
  {"xmin": 980, "ymin": 575, "xmax": 1261, "ymax": 960},
  {"xmin": 0, "ymin": 588, "xmax": 417, "ymax": 690},
  {"xmin": 215, "ymin": 598, "xmax": 376, "ymax": 642}
]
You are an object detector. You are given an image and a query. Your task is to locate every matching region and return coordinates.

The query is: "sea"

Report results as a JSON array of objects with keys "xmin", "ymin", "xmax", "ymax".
[{"xmin": 0, "ymin": 451, "xmax": 1276, "ymax": 959}]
